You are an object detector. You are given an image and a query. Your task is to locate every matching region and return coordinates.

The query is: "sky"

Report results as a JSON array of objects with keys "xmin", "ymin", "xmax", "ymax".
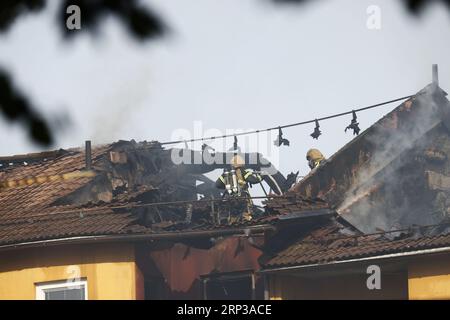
[{"xmin": 0, "ymin": 0, "xmax": 450, "ymax": 178}]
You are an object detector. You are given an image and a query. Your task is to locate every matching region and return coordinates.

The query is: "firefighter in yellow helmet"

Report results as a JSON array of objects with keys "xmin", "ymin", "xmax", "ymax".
[
  {"xmin": 216, "ymin": 155, "xmax": 262, "ymax": 221},
  {"xmin": 306, "ymin": 149, "xmax": 325, "ymax": 170}
]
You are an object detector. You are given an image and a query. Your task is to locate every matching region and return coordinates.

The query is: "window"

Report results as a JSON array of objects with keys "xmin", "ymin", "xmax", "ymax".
[
  {"xmin": 144, "ymin": 277, "xmax": 168, "ymax": 300},
  {"xmin": 202, "ymin": 272, "xmax": 255, "ymax": 300},
  {"xmin": 35, "ymin": 279, "xmax": 88, "ymax": 300}
]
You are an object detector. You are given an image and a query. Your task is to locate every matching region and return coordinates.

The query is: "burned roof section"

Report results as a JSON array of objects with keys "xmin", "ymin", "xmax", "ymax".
[
  {"xmin": 0, "ymin": 138, "xmax": 331, "ymax": 248},
  {"xmin": 265, "ymin": 191, "xmax": 330, "ymax": 215},
  {"xmin": 292, "ymin": 84, "xmax": 450, "ymax": 233},
  {"xmin": 0, "ymin": 140, "xmax": 224, "ymax": 220}
]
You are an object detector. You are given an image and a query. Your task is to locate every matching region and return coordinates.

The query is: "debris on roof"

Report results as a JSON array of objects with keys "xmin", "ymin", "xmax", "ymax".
[
  {"xmin": 265, "ymin": 191, "xmax": 329, "ymax": 215},
  {"xmin": 0, "ymin": 139, "xmax": 327, "ymax": 247}
]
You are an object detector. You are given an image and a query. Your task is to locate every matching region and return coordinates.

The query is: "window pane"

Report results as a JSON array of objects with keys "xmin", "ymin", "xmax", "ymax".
[
  {"xmin": 206, "ymin": 276, "xmax": 252, "ymax": 300},
  {"xmin": 45, "ymin": 290, "xmax": 65, "ymax": 300},
  {"xmin": 44, "ymin": 285, "xmax": 85, "ymax": 300}
]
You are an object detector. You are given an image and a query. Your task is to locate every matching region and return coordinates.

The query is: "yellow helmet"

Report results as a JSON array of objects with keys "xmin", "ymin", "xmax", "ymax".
[
  {"xmin": 306, "ymin": 148, "xmax": 325, "ymax": 161},
  {"xmin": 230, "ymin": 155, "xmax": 245, "ymax": 168},
  {"xmin": 306, "ymin": 149, "xmax": 325, "ymax": 169}
]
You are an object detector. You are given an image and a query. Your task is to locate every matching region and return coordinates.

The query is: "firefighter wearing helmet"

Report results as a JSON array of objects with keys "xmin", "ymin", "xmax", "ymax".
[
  {"xmin": 215, "ymin": 154, "xmax": 262, "ymax": 221},
  {"xmin": 306, "ymin": 148, "xmax": 326, "ymax": 170}
]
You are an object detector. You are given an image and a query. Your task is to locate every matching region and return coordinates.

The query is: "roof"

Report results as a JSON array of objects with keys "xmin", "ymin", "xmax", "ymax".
[
  {"xmin": 0, "ymin": 144, "xmax": 141, "ymax": 246},
  {"xmin": 9, "ymin": 84, "xmax": 447, "ymax": 251},
  {"xmin": 0, "ymin": 209, "xmax": 136, "ymax": 246},
  {"xmin": 0, "ymin": 141, "xmax": 332, "ymax": 248},
  {"xmin": 0, "ymin": 197, "xmax": 332, "ymax": 248},
  {"xmin": 291, "ymin": 83, "xmax": 450, "ymax": 232},
  {"xmin": 264, "ymin": 192, "xmax": 329, "ymax": 215},
  {"xmin": 263, "ymin": 219, "xmax": 450, "ymax": 270},
  {"xmin": 294, "ymin": 84, "xmax": 448, "ymax": 201},
  {"xmin": 0, "ymin": 145, "xmax": 111, "ymax": 220}
]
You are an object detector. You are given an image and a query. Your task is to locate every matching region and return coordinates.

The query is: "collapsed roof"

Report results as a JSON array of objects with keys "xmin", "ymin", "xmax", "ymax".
[{"xmin": 0, "ymin": 139, "xmax": 321, "ymax": 248}]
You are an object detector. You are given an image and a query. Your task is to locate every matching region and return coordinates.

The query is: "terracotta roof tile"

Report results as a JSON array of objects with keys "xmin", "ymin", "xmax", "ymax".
[
  {"xmin": 264, "ymin": 192, "xmax": 329, "ymax": 215},
  {"xmin": 0, "ymin": 143, "xmax": 334, "ymax": 247},
  {"xmin": 264, "ymin": 221, "xmax": 450, "ymax": 268},
  {"xmin": 0, "ymin": 210, "xmax": 137, "ymax": 245},
  {"xmin": 0, "ymin": 145, "xmax": 110, "ymax": 220}
]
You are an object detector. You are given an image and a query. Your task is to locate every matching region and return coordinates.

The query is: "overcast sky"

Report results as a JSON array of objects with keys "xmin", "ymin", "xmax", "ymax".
[{"xmin": 0, "ymin": 0, "xmax": 449, "ymax": 177}]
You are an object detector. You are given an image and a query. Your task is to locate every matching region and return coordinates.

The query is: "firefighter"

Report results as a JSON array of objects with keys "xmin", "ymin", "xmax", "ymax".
[
  {"xmin": 216, "ymin": 155, "xmax": 262, "ymax": 221},
  {"xmin": 306, "ymin": 148, "xmax": 325, "ymax": 170}
]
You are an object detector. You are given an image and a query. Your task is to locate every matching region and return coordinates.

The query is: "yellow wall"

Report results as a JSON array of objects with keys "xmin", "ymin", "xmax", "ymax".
[
  {"xmin": 268, "ymin": 255, "xmax": 450, "ymax": 300},
  {"xmin": 408, "ymin": 255, "xmax": 450, "ymax": 300},
  {"xmin": 268, "ymin": 271, "xmax": 408, "ymax": 300},
  {"xmin": 0, "ymin": 242, "xmax": 143, "ymax": 300}
]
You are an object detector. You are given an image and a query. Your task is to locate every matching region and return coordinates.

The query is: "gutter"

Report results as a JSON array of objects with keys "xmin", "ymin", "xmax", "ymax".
[
  {"xmin": 0, "ymin": 224, "xmax": 275, "ymax": 252},
  {"xmin": 259, "ymin": 245, "xmax": 450, "ymax": 274}
]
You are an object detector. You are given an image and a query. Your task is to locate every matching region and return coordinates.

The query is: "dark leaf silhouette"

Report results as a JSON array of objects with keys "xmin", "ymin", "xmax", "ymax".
[
  {"xmin": 0, "ymin": 0, "xmax": 448, "ymax": 147},
  {"xmin": 0, "ymin": 0, "xmax": 45, "ymax": 32},
  {"xmin": 0, "ymin": 69, "xmax": 52, "ymax": 146},
  {"xmin": 58, "ymin": 0, "xmax": 166, "ymax": 40},
  {"xmin": 0, "ymin": 0, "xmax": 166, "ymax": 147},
  {"xmin": 272, "ymin": 0, "xmax": 450, "ymax": 15},
  {"xmin": 403, "ymin": 0, "xmax": 450, "ymax": 14}
]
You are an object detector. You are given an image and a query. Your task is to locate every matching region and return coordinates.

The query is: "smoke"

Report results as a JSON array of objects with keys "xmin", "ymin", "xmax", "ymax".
[
  {"xmin": 91, "ymin": 66, "xmax": 152, "ymax": 143},
  {"xmin": 337, "ymin": 85, "xmax": 445, "ymax": 232}
]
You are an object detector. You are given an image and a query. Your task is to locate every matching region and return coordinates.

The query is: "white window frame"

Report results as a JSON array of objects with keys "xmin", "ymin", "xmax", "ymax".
[{"xmin": 35, "ymin": 279, "xmax": 88, "ymax": 300}]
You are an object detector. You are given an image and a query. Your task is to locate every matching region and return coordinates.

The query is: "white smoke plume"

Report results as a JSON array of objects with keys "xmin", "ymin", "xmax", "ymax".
[{"xmin": 337, "ymin": 85, "xmax": 445, "ymax": 232}]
